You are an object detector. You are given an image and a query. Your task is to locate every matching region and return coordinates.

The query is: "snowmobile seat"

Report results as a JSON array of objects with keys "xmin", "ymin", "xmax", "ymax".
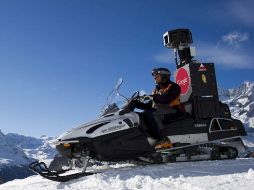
[
  {"xmin": 137, "ymin": 110, "xmax": 190, "ymax": 138},
  {"xmin": 160, "ymin": 116, "xmax": 207, "ymax": 136},
  {"xmin": 162, "ymin": 111, "xmax": 187, "ymax": 125}
]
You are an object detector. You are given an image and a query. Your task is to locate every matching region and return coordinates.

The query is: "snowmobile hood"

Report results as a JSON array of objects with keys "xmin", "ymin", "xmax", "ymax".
[{"xmin": 54, "ymin": 112, "xmax": 140, "ymax": 144}]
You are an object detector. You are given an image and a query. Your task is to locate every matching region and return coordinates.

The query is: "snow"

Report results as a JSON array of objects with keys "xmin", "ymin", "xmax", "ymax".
[
  {"xmin": 1, "ymin": 159, "xmax": 254, "ymax": 190},
  {"xmin": 0, "ymin": 159, "xmax": 15, "ymax": 169},
  {"xmin": 237, "ymin": 98, "xmax": 249, "ymax": 106}
]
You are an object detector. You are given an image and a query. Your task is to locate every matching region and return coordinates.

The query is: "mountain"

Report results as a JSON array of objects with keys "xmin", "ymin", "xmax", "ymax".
[
  {"xmin": 0, "ymin": 131, "xmax": 57, "ymax": 184},
  {"xmin": 218, "ymin": 81, "xmax": 254, "ymax": 149},
  {"xmin": 5, "ymin": 133, "xmax": 56, "ymax": 165},
  {"xmin": 0, "ymin": 130, "xmax": 32, "ymax": 165},
  {"xmin": 218, "ymin": 81, "xmax": 254, "ymax": 133}
]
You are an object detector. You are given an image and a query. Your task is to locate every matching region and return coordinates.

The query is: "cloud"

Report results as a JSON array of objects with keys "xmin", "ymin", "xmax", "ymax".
[
  {"xmin": 228, "ymin": 0, "xmax": 254, "ymax": 26},
  {"xmin": 197, "ymin": 43, "xmax": 253, "ymax": 69},
  {"xmin": 154, "ymin": 43, "xmax": 253, "ymax": 69},
  {"xmin": 220, "ymin": 31, "xmax": 249, "ymax": 47}
]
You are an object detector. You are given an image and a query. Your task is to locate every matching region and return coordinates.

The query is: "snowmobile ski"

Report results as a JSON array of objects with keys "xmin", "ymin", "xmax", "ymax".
[{"xmin": 29, "ymin": 161, "xmax": 95, "ymax": 182}]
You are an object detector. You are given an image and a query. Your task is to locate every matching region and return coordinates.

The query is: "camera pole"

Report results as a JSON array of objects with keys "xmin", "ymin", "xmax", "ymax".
[
  {"xmin": 163, "ymin": 29, "xmax": 194, "ymax": 69},
  {"xmin": 174, "ymin": 48, "xmax": 179, "ymax": 69}
]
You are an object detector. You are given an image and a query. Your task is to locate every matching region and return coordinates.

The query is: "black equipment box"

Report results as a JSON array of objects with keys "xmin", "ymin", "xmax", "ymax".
[{"xmin": 175, "ymin": 63, "xmax": 220, "ymax": 121}]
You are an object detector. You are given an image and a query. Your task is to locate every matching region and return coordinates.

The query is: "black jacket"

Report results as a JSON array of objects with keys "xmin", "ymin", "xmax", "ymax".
[
  {"xmin": 134, "ymin": 80, "xmax": 181, "ymax": 110},
  {"xmin": 153, "ymin": 80, "xmax": 181, "ymax": 105}
]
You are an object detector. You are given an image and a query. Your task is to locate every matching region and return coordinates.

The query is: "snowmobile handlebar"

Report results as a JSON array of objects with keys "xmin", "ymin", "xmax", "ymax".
[
  {"xmin": 129, "ymin": 91, "xmax": 152, "ymax": 103},
  {"xmin": 119, "ymin": 93, "xmax": 153, "ymax": 114}
]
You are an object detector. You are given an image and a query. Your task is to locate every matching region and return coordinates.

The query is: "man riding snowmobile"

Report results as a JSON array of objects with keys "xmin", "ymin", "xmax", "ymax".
[
  {"xmin": 29, "ymin": 28, "xmax": 248, "ymax": 182},
  {"xmin": 129, "ymin": 67, "xmax": 181, "ymax": 150}
]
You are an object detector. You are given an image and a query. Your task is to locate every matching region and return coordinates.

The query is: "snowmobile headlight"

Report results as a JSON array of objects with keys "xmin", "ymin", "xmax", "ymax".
[{"xmin": 63, "ymin": 143, "xmax": 71, "ymax": 148}]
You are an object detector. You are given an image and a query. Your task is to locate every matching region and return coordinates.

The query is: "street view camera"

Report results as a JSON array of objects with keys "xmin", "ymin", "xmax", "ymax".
[{"xmin": 163, "ymin": 29, "xmax": 196, "ymax": 68}]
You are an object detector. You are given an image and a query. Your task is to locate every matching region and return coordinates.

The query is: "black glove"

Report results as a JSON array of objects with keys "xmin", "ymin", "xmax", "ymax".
[{"xmin": 140, "ymin": 95, "xmax": 153, "ymax": 102}]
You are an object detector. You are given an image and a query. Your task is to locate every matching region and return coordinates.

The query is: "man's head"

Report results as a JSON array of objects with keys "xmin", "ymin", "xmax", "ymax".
[{"xmin": 152, "ymin": 68, "xmax": 171, "ymax": 85}]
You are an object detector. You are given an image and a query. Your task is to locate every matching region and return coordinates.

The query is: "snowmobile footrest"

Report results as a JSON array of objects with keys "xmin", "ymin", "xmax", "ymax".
[{"xmin": 29, "ymin": 161, "xmax": 95, "ymax": 182}]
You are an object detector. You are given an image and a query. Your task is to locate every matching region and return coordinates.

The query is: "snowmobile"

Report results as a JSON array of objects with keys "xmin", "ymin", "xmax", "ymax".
[{"xmin": 29, "ymin": 29, "xmax": 247, "ymax": 182}]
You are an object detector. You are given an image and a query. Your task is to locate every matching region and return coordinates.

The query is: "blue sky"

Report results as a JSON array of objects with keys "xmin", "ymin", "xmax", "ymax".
[{"xmin": 0, "ymin": 0, "xmax": 253, "ymax": 137}]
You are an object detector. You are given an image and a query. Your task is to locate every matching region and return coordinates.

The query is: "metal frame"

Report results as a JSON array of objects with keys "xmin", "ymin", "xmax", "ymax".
[
  {"xmin": 160, "ymin": 135, "xmax": 241, "ymax": 153},
  {"xmin": 209, "ymin": 117, "xmax": 237, "ymax": 133}
]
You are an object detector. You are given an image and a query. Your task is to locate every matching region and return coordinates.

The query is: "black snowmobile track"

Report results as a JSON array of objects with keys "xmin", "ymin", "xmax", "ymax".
[
  {"xmin": 132, "ymin": 141, "xmax": 239, "ymax": 165},
  {"xmin": 29, "ymin": 161, "xmax": 95, "ymax": 182},
  {"xmin": 155, "ymin": 142, "xmax": 238, "ymax": 163},
  {"xmin": 157, "ymin": 136, "xmax": 241, "ymax": 153}
]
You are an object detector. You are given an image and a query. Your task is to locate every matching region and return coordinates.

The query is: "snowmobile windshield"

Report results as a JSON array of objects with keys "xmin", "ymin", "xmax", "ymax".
[{"xmin": 100, "ymin": 78, "xmax": 129, "ymax": 116}]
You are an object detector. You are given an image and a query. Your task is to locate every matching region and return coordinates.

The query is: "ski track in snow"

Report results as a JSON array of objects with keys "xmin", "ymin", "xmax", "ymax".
[{"xmin": 1, "ymin": 159, "xmax": 254, "ymax": 190}]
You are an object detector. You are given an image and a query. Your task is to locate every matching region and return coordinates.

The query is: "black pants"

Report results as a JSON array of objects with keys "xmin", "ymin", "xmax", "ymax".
[
  {"xmin": 141, "ymin": 109, "xmax": 163, "ymax": 140},
  {"xmin": 141, "ymin": 107, "xmax": 178, "ymax": 140},
  {"xmin": 130, "ymin": 100, "xmax": 178, "ymax": 140}
]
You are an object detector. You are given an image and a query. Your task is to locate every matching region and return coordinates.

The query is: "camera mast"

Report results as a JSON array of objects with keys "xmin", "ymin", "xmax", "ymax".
[{"xmin": 163, "ymin": 29, "xmax": 196, "ymax": 68}]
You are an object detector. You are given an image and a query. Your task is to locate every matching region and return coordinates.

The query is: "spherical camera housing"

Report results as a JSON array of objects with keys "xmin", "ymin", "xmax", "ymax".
[{"xmin": 163, "ymin": 29, "xmax": 193, "ymax": 49}]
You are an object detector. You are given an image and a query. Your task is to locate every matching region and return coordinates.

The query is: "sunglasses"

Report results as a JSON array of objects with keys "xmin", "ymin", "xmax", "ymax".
[
  {"xmin": 152, "ymin": 69, "xmax": 170, "ymax": 76},
  {"xmin": 152, "ymin": 70, "xmax": 159, "ymax": 76},
  {"xmin": 152, "ymin": 72, "xmax": 159, "ymax": 76}
]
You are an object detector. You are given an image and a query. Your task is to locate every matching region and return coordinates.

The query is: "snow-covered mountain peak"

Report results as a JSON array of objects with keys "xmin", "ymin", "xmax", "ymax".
[
  {"xmin": 40, "ymin": 135, "xmax": 53, "ymax": 140},
  {"xmin": 229, "ymin": 81, "xmax": 254, "ymax": 101},
  {"xmin": 242, "ymin": 81, "xmax": 254, "ymax": 89},
  {"xmin": 0, "ymin": 134, "xmax": 31, "ymax": 166},
  {"xmin": 219, "ymin": 81, "xmax": 254, "ymax": 131},
  {"xmin": 0, "ymin": 131, "xmax": 57, "ymax": 183}
]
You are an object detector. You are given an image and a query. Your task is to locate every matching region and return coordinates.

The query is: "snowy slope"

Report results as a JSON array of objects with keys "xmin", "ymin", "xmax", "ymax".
[
  {"xmin": 0, "ymin": 159, "xmax": 33, "ymax": 185},
  {"xmin": 0, "ymin": 159, "xmax": 254, "ymax": 190}
]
